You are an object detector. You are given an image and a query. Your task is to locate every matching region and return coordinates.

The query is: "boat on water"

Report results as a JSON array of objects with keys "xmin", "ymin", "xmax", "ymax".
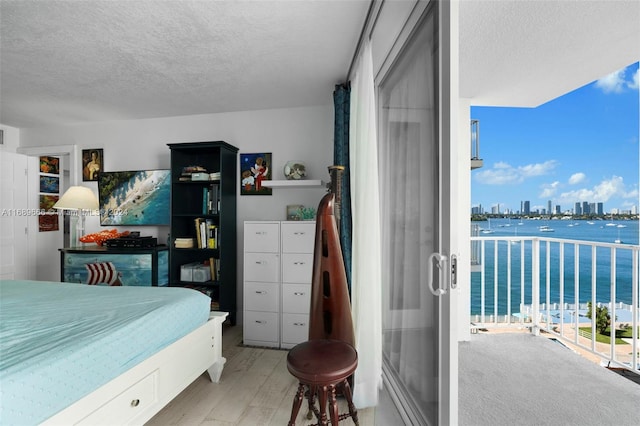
[
  {"xmin": 539, "ymin": 225, "xmax": 554, "ymax": 232},
  {"xmin": 617, "ymin": 224, "xmax": 627, "ymax": 228},
  {"xmin": 481, "ymin": 218, "xmax": 495, "ymax": 234}
]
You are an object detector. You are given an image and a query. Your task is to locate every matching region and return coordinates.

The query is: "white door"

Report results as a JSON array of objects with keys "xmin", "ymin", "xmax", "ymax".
[
  {"xmin": 377, "ymin": 2, "xmax": 458, "ymax": 424},
  {"xmin": 0, "ymin": 151, "xmax": 31, "ymax": 279}
]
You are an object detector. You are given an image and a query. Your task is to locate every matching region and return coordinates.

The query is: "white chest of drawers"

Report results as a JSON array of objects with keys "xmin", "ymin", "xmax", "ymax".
[{"xmin": 243, "ymin": 221, "xmax": 315, "ymax": 348}]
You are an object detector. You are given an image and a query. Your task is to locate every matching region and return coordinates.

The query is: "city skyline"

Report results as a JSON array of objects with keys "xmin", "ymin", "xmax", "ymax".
[
  {"xmin": 471, "ymin": 199, "xmax": 638, "ymax": 216},
  {"xmin": 471, "ymin": 62, "xmax": 639, "ymax": 215}
]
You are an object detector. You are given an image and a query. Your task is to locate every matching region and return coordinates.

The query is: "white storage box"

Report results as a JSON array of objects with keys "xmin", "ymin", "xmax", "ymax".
[
  {"xmin": 192, "ymin": 264, "xmax": 212, "ymax": 282},
  {"xmin": 180, "ymin": 262, "xmax": 200, "ymax": 281}
]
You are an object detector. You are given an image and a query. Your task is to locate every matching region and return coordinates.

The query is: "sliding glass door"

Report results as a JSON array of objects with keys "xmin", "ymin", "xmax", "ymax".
[{"xmin": 377, "ymin": 2, "xmax": 457, "ymax": 424}]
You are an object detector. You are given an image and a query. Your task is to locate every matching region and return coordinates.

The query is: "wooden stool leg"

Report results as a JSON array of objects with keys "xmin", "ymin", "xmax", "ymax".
[
  {"xmin": 288, "ymin": 383, "xmax": 306, "ymax": 426},
  {"xmin": 317, "ymin": 385, "xmax": 329, "ymax": 425},
  {"xmin": 306, "ymin": 384, "xmax": 316, "ymax": 420},
  {"xmin": 328, "ymin": 385, "xmax": 339, "ymax": 425},
  {"xmin": 341, "ymin": 379, "xmax": 359, "ymax": 425}
]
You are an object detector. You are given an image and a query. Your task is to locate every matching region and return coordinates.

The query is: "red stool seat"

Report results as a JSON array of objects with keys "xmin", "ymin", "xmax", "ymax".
[{"xmin": 287, "ymin": 340, "xmax": 359, "ymax": 426}]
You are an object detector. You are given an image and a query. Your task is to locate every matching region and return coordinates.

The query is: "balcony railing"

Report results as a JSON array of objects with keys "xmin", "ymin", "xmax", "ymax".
[{"xmin": 470, "ymin": 235, "xmax": 639, "ymax": 373}]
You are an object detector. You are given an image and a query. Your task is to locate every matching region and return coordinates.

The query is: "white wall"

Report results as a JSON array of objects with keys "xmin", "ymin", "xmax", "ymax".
[
  {"xmin": 19, "ymin": 104, "xmax": 334, "ymax": 321},
  {"xmin": 0, "ymin": 124, "xmax": 20, "ymax": 153}
]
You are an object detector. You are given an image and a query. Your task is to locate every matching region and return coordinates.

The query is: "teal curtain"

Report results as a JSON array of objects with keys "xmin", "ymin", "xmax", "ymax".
[{"xmin": 333, "ymin": 83, "xmax": 352, "ymax": 292}]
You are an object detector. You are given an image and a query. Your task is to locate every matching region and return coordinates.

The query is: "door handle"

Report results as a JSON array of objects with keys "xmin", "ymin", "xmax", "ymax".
[{"xmin": 427, "ymin": 253, "xmax": 447, "ymax": 296}]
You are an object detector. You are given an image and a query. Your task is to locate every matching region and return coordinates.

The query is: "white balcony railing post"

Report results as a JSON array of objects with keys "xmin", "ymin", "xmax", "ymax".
[{"xmin": 531, "ymin": 238, "xmax": 540, "ymax": 336}]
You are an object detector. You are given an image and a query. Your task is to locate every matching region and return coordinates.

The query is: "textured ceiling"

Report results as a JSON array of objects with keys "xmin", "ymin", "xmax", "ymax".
[
  {"xmin": 1, "ymin": 1, "xmax": 638, "ymax": 129},
  {"xmin": 0, "ymin": 0, "xmax": 370, "ymax": 128},
  {"xmin": 460, "ymin": 0, "xmax": 640, "ymax": 107}
]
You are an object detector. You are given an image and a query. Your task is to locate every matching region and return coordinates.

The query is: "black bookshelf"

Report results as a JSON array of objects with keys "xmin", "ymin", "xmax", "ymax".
[{"xmin": 168, "ymin": 141, "xmax": 238, "ymax": 324}]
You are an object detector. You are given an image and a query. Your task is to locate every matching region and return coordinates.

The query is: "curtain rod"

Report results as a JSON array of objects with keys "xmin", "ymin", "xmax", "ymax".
[{"xmin": 345, "ymin": 0, "xmax": 380, "ymax": 82}]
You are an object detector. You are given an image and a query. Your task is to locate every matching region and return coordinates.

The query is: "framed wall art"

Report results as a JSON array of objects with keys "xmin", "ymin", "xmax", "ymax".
[
  {"xmin": 82, "ymin": 148, "xmax": 103, "ymax": 181},
  {"xmin": 240, "ymin": 152, "xmax": 272, "ymax": 195},
  {"xmin": 39, "ymin": 194, "xmax": 60, "ymax": 232},
  {"xmin": 39, "ymin": 176, "xmax": 59, "ymax": 194},
  {"xmin": 39, "ymin": 156, "xmax": 60, "ymax": 175}
]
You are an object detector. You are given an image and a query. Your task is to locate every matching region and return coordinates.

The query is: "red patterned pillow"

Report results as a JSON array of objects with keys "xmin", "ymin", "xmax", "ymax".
[
  {"xmin": 80, "ymin": 229, "xmax": 130, "ymax": 246},
  {"xmin": 85, "ymin": 262, "xmax": 122, "ymax": 286}
]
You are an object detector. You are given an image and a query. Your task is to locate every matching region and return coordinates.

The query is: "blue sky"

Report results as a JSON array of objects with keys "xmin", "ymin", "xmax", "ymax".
[{"xmin": 471, "ymin": 62, "xmax": 639, "ymax": 214}]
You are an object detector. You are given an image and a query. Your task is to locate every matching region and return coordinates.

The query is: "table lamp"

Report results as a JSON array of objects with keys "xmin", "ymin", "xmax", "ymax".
[{"xmin": 53, "ymin": 186, "xmax": 99, "ymax": 247}]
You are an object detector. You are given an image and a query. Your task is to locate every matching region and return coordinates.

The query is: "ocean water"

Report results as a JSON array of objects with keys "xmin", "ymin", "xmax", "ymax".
[{"xmin": 471, "ymin": 218, "xmax": 639, "ymax": 315}]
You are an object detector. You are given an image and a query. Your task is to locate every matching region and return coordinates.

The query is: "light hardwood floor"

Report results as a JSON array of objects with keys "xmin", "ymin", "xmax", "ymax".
[{"xmin": 146, "ymin": 325, "xmax": 374, "ymax": 425}]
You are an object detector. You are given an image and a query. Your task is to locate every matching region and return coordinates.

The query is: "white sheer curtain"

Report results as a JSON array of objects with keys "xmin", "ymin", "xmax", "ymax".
[
  {"xmin": 349, "ymin": 39, "xmax": 383, "ymax": 408},
  {"xmin": 378, "ymin": 11, "xmax": 439, "ymax": 424}
]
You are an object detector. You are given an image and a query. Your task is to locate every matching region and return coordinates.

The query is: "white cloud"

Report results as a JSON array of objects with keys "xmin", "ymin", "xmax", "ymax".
[
  {"xmin": 475, "ymin": 160, "xmax": 558, "ymax": 185},
  {"xmin": 556, "ymin": 176, "xmax": 634, "ymax": 205},
  {"xmin": 628, "ymin": 68, "xmax": 639, "ymax": 90},
  {"xmin": 540, "ymin": 181, "xmax": 560, "ymax": 198},
  {"xmin": 595, "ymin": 69, "xmax": 626, "ymax": 94},
  {"xmin": 568, "ymin": 172, "xmax": 586, "ymax": 185}
]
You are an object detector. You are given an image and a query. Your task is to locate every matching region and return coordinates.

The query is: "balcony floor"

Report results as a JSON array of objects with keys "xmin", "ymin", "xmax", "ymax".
[{"xmin": 459, "ymin": 331, "xmax": 640, "ymax": 426}]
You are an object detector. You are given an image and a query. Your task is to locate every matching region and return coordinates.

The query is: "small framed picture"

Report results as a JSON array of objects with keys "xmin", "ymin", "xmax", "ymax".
[
  {"xmin": 240, "ymin": 152, "xmax": 272, "ymax": 195},
  {"xmin": 39, "ymin": 156, "xmax": 60, "ymax": 175},
  {"xmin": 39, "ymin": 176, "xmax": 59, "ymax": 194},
  {"xmin": 82, "ymin": 149, "xmax": 103, "ymax": 181},
  {"xmin": 287, "ymin": 205, "xmax": 304, "ymax": 221}
]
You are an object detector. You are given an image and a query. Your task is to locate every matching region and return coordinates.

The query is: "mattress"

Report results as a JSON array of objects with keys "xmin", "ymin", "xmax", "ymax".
[{"xmin": 0, "ymin": 279, "xmax": 211, "ymax": 425}]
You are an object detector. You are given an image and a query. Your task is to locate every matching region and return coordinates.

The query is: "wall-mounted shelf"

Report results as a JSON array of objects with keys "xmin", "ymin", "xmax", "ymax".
[{"xmin": 262, "ymin": 180, "xmax": 325, "ymax": 188}]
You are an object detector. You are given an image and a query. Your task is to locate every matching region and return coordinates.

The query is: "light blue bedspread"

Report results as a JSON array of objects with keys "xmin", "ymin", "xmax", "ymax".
[{"xmin": 0, "ymin": 280, "xmax": 211, "ymax": 425}]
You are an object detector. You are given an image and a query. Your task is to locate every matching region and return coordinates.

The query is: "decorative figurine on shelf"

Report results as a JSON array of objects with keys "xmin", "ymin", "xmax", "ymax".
[{"xmin": 283, "ymin": 161, "xmax": 306, "ymax": 180}]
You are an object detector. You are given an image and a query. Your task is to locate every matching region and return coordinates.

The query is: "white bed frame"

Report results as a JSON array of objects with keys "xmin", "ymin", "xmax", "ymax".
[{"xmin": 42, "ymin": 311, "xmax": 228, "ymax": 426}]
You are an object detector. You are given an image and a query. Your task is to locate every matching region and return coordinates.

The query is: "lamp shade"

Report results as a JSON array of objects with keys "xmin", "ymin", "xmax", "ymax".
[{"xmin": 53, "ymin": 186, "xmax": 99, "ymax": 211}]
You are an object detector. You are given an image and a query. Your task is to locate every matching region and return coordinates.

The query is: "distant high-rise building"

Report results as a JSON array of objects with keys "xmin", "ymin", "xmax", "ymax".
[
  {"xmin": 548, "ymin": 200, "xmax": 552, "ymax": 215},
  {"xmin": 589, "ymin": 203, "xmax": 596, "ymax": 215},
  {"xmin": 575, "ymin": 202, "xmax": 582, "ymax": 215},
  {"xmin": 632, "ymin": 205, "xmax": 638, "ymax": 215},
  {"xmin": 524, "ymin": 201, "xmax": 530, "ymax": 215},
  {"xmin": 582, "ymin": 201, "xmax": 590, "ymax": 215},
  {"xmin": 555, "ymin": 205, "xmax": 561, "ymax": 214},
  {"xmin": 597, "ymin": 202, "xmax": 604, "ymax": 215}
]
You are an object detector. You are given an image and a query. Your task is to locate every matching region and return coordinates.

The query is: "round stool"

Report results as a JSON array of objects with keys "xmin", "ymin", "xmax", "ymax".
[{"xmin": 286, "ymin": 339, "xmax": 359, "ymax": 426}]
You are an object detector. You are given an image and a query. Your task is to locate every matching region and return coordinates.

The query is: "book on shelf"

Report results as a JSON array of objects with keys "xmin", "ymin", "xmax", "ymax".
[
  {"xmin": 207, "ymin": 221, "xmax": 217, "ymax": 249},
  {"xmin": 194, "ymin": 218, "xmax": 203, "ymax": 248},
  {"xmin": 194, "ymin": 218, "xmax": 218, "ymax": 249},
  {"xmin": 209, "ymin": 257, "xmax": 215, "ymax": 281},
  {"xmin": 201, "ymin": 183, "xmax": 219, "ymax": 214}
]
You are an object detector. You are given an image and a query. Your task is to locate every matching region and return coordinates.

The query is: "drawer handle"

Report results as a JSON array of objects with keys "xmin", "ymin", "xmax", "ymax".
[
  {"xmin": 293, "ymin": 262, "xmax": 306, "ymax": 265},
  {"xmin": 131, "ymin": 399, "xmax": 140, "ymax": 407},
  {"xmin": 255, "ymin": 261, "xmax": 267, "ymax": 265},
  {"xmin": 294, "ymin": 232, "xmax": 306, "ymax": 235},
  {"xmin": 255, "ymin": 320, "xmax": 267, "ymax": 324},
  {"xmin": 293, "ymin": 322, "xmax": 306, "ymax": 327},
  {"xmin": 255, "ymin": 231, "xmax": 267, "ymax": 235},
  {"xmin": 255, "ymin": 290, "xmax": 267, "ymax": 295},
  {"xmin": 294, "ymin": 292, "xmax": 306, "ymax": 296}
]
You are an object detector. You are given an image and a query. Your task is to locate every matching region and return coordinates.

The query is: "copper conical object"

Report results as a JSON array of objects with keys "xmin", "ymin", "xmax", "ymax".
[{"xmin": 308, "ymin": 192, "xmax": 355, "ymax": 346}]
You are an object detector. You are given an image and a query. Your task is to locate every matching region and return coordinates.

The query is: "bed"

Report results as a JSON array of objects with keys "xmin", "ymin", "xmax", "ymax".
[{"xmin": 0, "ymin": 280, "xmax": 227, "ymax": 425}]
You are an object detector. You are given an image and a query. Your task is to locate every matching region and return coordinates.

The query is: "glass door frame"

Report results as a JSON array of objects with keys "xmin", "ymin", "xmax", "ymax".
[{"xmin": 374, "ymin": 1, "xmax": 459, "ymax": 424}]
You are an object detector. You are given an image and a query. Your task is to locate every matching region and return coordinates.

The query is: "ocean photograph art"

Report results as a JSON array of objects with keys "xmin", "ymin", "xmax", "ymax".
[{"xmin": 98, "ymin": 170, "xmax": 170, "ymax": 226}]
